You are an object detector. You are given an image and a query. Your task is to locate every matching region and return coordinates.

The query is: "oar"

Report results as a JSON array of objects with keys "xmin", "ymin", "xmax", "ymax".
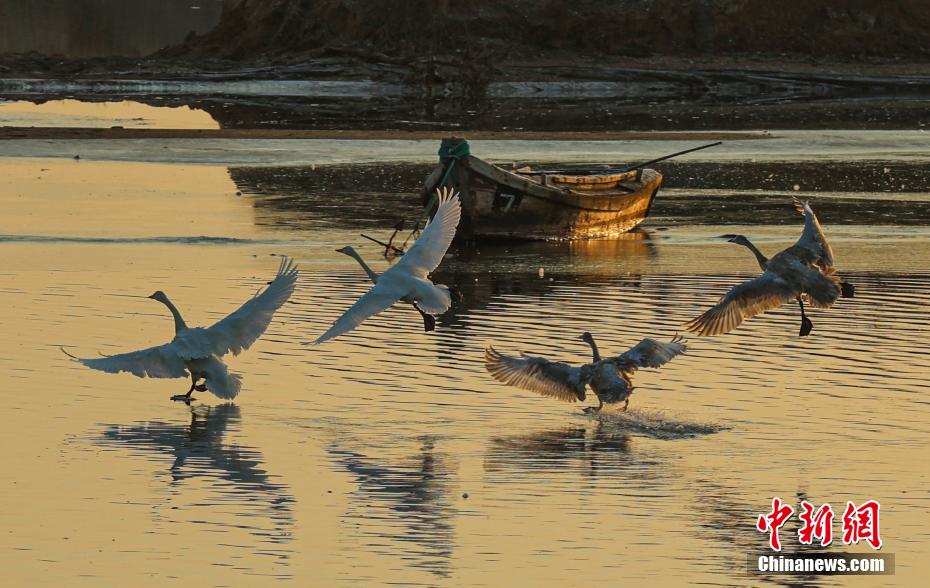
[
  {"xmin": 621, "ymin": 141, "xmax": 722, "ymax": 172},
  {"xmin": 514, "ymin": 141, "xmax": 722, "ymax": 176}
]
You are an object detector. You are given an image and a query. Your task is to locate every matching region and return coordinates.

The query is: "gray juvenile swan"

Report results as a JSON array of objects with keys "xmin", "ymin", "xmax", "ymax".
[
  {"xmin": 336, "ymin": 245, "xmax": 436, "ymax": 332},
  {"xmin": 686, "ymin": 197, "xmax": 854, "ymax": 337},
  {"xmin": 486, "ymin": 332, "xmax": 687, "ymax": 414},
  {"xmin": 63, "ymin": 257, "xmax": 298, "ymax": 402}
]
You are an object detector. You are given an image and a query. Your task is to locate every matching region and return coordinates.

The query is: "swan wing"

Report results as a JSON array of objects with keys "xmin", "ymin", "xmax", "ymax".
[
  {"xmin": 485, "ymin": 346, "xmax": 588, "ymax": 402},
  {"xmin": 204, "ymin": 256, "xmax": 298, "ymax": 356},
  {"xmin": 308, "ymin": 282, "xmax": 401, "ymax": 345},
  {"xmin": 66, "ymin": 343, "xmax": 188, "ymax": 379},
  {"xmin": 615, "ymin": 335, "xmax": 687, "ymax": 370},
  {"xmin": 685, "ymin": 271, "xmax": 797, "ymax": 336},
  {"xmin": 393, "ymin": 187, "xmax": 461, "ymax": 278},
  {"xmin": 793, "ymin": 197, "xmax": 835, "ymax": 267}
]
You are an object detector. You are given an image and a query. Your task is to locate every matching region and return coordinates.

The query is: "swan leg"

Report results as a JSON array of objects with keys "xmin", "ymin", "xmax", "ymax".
[
  {"xmin": 798, "ymin": 298, "xmax": 814, "ymax": 337},
  {"xmin": 418, "ymin": 307, "xmax": 436, "ymax": 332},
  {"xmin": 622, "ymin": 397, "xmax": 630, "ymax": 411},
  {"xmin": 171, "ymin": 375, "xmax": 201, "ymax": 402},
  {"xmin": 582, "ymin": 397, "xmax": 604, "ymax": 415}
]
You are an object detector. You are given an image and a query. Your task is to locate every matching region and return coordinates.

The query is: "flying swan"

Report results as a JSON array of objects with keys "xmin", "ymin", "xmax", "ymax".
[
  {"xmin": 686, "ymin": 197, "xmax": 854, "ymax": 337},
  {"xmin": 486, "ymin": 332, "xmax": 687, "ymax": 413},
  {"xmin": 308, "ymin": 187, "xmax": 461, "ymax": 345},
  {"xmin": 63, "ymin": 257, "xmax": 298, "ymax": 402}
]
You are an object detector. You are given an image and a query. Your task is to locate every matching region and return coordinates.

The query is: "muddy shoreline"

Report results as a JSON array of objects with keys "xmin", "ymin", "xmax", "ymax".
[
  {"xmin": 0, "ymin": 127, "xmax": 766, "ymax": 142},
  {"xmin": 3, "ymin": 53, "xmax": 930, "ymax": 132},
  {"xmin": 228, "ymin": 161, "xmax": 930, "ymax": 210}
]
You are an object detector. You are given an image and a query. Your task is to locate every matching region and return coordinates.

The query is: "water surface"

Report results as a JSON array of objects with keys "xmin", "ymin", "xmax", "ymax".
[
  {"xmin": 0, "ymin": 154, "xmax": 927, "ymax": 586},
  {"xmin": 0, "ymin": 100, "xmax": 219, "ymax": 129}
]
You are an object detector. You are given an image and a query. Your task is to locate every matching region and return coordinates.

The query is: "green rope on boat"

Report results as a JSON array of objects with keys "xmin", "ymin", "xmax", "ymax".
[
  {"xmin": 403, "ymin": 139, "xmax": 471, "ymax": 249},
  {"xmin": 425, "ymin": 139, "xmax": 470, "ymax": 212}
]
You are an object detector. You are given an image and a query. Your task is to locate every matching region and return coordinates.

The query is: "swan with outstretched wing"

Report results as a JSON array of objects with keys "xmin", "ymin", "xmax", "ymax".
[
  {"xmin": 63, "ymin": 257, "xmax": 298, "ymax": 402},
  {"xmin": 308, "ymin": 187, "xmax": 462, "ymax": 345},
  {"xmin": 687, "ymin": 197, "xmax": 854, "ymax": 337},
  {"xmin": 486, "ymin": 332, "xmax": 686, "ymax": 413}
]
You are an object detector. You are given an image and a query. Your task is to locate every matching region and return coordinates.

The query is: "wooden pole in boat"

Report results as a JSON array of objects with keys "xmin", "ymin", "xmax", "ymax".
[
  {"xmin": 621, "ymin": 141, "xmax": 722, "ymax": 172},
  {"xmin": 360, "ymin": 233, "xmax": 405, "ymax": 256},
  {"xmin": 514, "ymin": 141, "xmax": 723, "ymax": 176}
]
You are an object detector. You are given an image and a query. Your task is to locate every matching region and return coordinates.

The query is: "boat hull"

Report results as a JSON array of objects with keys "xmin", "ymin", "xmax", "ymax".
[{"xmin": 427, "ymin": 151, "xmax": 663, "ymax": 241}]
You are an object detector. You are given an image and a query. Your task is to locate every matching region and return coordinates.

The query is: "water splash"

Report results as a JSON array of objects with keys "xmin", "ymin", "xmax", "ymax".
[{"xmin": 596, "ymin": 407, "xmax": 731, "ymax": 439}]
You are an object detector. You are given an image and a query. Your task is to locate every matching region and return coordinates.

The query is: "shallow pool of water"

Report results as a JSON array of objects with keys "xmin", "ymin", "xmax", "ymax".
[{"xmin": 0, "ymin": 99, "xmax": 219, "ymax": 130}]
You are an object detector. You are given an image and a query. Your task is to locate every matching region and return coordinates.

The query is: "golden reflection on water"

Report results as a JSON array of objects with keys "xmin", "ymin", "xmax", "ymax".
[
  {"xmin": 0, "ymin": 99, "xmax": 219, "ymax": 129},
  {"xmin": 1, "ymin": 159, "xmax": 928, "ymax": 586}
]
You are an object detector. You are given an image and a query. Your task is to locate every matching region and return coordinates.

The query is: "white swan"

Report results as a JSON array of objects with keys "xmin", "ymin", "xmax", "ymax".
[
  {"xmin": 336, "ymin": 245, "xmax": 436, "ymax": 332},
  {"xmin": 63, "ymin": 257, "xmax": 298, "ymax": 402},
  {"xmin": 486, "ymin": 332, "xmax": 686, "ymax": 413},
  {"xmin": 308, "ymin": 187, "xmax": 461, "ymax": 345},
  {"xmin": 686, "ymin": 197, "xmax": 852, "ymax": 336}
]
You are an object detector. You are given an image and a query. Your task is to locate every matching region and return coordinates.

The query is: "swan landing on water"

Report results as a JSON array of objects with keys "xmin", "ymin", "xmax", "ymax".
[
  {"xmin": 308, "ymin": 187, "xmax": 462, "ymax": 345},
  {"xmin": 62, "ymin": 257, "xmax": 298, "ymax": 402},
  {"xmin": 336, "ymin": 245, "xmax": 436, "ymax": 333},
  {"xmin": 686, "ymin": 197, "xmax": 855, "ymax": 337},
  {"xmin": 485, "ymin": 332, "xmax": 687, "ymax": 414}
]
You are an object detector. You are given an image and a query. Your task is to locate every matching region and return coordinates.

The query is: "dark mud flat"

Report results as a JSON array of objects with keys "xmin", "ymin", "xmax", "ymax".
[
  {"xmin": 4, "ymin": 58, "xmax": 930, "ymax": 131},
  {"xmin": 231, "ymin": 160, "xmax": 930, "ymax": 196},
  {"xmin": 0, "ymin": 127, "xmax": 761, "ymax": 142},
  {"xmin": 231, "ymin": 161, "xmax": 930, "ymax": 236},
  {"xmin": 227, "ymin": 162, "xmax": 930, "ymax": 259}
]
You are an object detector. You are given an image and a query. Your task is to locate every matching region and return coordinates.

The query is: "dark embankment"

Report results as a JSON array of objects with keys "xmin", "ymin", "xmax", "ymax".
[{"xmin": 162, "ymin": 0, "xmax": 930, "ymax": 61}]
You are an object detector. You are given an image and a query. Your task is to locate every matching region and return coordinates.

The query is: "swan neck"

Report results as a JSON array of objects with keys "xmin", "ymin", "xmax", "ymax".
[
  {"xmin": 346, "ymin": 248, "xmax": 379, "ymax": 282},
  {"xmin": 584, "ymin": 336, "xmax": 602, "ymax": 362},
  {"xmin": 739, "ymin": 238, "xmax": 769, "ymax": 269},
  {"xmin": 158, "ymin": 296, "xmax": 188, "ymax": 333}
]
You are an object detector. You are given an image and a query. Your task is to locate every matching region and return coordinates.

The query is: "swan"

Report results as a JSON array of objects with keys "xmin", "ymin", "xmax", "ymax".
[
  {"xmin": 308, "ymin": 187, "xmax": 461, "ymax": 345},
  {"xmin": 686, "ymin": 197, "xmax": 853, "ymax": 337},
  {"xmin": 63, "ymin": 257, "xmax": 298, "ymax": 402},
  {"xmin": 336, "ymin": 245, "xmax": 436, "ymax": 332},
  {"xmin": 485, "ymin": 332, "xmax": 687, "ymax": 413}
]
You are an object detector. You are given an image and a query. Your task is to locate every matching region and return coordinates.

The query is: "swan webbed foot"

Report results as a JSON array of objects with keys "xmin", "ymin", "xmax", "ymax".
[
  {"xmin": 799, "ymin": 316, "xmax": 814, "ymax": 337},
  {"xmin": 582, "ymin": 397, "xmax": 605, "ymax": 415},
  {"xmin": 841, "ymin": 281, "xmax": 855, "ymax": 298},
  {"xmin": 173, "ymin": 378, "xmax": 200, "ymax": 402}
]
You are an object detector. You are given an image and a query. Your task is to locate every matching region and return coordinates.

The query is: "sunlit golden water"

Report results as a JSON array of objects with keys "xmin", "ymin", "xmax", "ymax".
[{"xmin": 1, "ymin": 159, "xmax": 928, "ymax": 587}]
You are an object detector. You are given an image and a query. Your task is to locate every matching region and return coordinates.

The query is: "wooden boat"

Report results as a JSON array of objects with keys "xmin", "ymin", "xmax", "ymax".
[{"xmin": 421, "ymin": 137, "xmax": 663, "ymax": 241}]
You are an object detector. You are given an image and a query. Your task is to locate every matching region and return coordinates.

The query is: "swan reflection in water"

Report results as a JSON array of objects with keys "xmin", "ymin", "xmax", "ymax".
[
  {"xmin": 691, "ymin": 479, "xmax": 834, "ymax": 588},
  {"xmin": 484, "ymin": 419, "xmax": 670, "ymax": 481},
  {"xmin": 96, "ymin": 404, "xmax": 294, "ymax": 564},
  {"xmin": 328, "ymin": 436, "xmax": 458, "ymax": 579}
]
